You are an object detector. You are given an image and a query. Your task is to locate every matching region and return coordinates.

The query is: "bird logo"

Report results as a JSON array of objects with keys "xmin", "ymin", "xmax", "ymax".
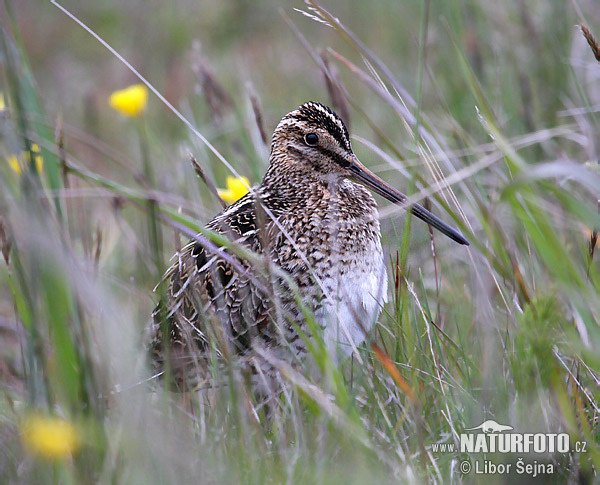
[{"xmin": 464, "ymin": 420, "xmax": 514, "ymax": 433}]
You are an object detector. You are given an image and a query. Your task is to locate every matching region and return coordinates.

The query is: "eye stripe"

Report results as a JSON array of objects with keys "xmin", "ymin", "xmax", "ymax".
[{"xmin": 314, "ymin": 146, "xmax": 351, "ymax": 168}]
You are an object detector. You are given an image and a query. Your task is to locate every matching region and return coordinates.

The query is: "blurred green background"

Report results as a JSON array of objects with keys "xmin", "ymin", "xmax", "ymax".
[{"xmin": 1, "ymin": 0, "xmax": 600, "ymax": 483}]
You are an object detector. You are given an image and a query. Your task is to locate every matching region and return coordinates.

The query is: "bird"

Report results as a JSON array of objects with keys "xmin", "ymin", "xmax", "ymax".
[{"xmin": 147, "ymin": 101, "xmax": 468, "ymax": 396}]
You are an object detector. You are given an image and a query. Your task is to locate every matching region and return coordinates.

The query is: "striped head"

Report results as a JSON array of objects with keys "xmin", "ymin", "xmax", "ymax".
[
  {"xmin": 267, "ymin": 101, "xmax": 470, "ymax": 245},
  {"xmin": 270, "ymin": 101, "xmax": 353, "ymax": 177}
]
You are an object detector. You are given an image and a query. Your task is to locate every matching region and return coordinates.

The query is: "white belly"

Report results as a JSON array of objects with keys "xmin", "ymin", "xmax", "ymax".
[{"xmin": 317, "ymin": 248, "xmax": 388, "ymax": 358}]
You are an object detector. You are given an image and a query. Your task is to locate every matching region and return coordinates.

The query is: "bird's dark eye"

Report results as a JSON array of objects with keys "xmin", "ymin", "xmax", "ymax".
[{"xmin": 304, "ymin": 133, "xmax": 319, "ymax": 146}]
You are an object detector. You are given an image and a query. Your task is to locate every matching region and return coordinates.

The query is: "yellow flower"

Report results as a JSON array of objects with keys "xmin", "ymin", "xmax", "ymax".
[
  {"xmin": 218, "ymin": 176, "xmax": 250, "ymax": 204},
  {"xmin": 109, "ymin": 84, "xmax": 148, "ymax": 117},
  {"xmin": 7, "ymin": 143, "xmax": 43, "ymax": 175},
  {"xmin": 0, "ymin": 92, "xmax": 5, "ymax": 111},
  {"xmin": 21, "ymin": 415, "xmax": 79, "ymax": 460},
  {"xmin": 7, "ymin": 155, "xmax": 20, "ymax": 174}
]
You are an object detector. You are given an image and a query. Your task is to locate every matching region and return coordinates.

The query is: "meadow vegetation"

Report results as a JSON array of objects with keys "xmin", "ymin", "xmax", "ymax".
[{"xmin": 0, "ymin": 1, "xmax": 599, "ymax": 483}]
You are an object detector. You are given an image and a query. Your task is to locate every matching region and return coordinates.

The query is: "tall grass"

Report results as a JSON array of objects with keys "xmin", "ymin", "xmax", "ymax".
[{"xmin": 1, "ymin": 1, "xmax": 599, "ymax": 483}]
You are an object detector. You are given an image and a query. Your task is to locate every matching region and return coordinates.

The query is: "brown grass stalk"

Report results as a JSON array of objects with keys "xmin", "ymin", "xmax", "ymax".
[{"xmin": 581, "ymin": 24, "xmax": 600, "ymax": 63}]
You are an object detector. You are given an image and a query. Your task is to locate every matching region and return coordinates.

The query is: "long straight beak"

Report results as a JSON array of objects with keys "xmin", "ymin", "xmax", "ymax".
[{"xmin": 348, "ymin": 156, "xmax": 469, "ymax": 245}]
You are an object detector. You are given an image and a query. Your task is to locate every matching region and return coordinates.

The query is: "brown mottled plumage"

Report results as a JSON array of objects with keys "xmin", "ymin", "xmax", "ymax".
[{"xmin": 148, "ymin": 101, "xmax": 468, "ymax": 395}]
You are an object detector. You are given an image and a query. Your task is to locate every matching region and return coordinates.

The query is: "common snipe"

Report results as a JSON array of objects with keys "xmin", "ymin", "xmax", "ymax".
[{"xmin": 148, "ymin": 101, "xmax": 468, "ymax": 395}]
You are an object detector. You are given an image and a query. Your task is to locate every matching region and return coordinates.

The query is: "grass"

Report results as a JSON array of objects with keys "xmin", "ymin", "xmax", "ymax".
[{"xmin": 1, "ymin": 0, "xmax": 599, "ymax": 483}]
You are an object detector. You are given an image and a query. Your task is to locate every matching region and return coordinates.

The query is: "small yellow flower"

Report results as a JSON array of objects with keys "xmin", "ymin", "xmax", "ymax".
[
  {"xmin": 7, "ymin": 143, "xmax": 43, "ymax": 175},
  {"xmin": 218, "ymin": 176, "xmax": 250, "ymax": 204},
  {"xmin": 0, "ymin": 92, "xmax": 5, "ymax": 111},
  {"xmin": 7, "ymin": 155, "xmax": 20, "ymax": 174},
  {"xmin": 109, "ymin": 84, "xmax": 148, "ymax": 117},
  {"xmin": 21, "ymin": 415, "xmax": 79, "ymax": 460}
]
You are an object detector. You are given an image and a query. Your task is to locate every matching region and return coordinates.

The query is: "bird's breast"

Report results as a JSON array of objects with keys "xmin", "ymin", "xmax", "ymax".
[
  {"xmin": 271, "ymin": 179, "xmax": 388, "ymax": 357},
  {"xmin": 317, "ymin": 232, "xmax": 388, "ymax": 358}
]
